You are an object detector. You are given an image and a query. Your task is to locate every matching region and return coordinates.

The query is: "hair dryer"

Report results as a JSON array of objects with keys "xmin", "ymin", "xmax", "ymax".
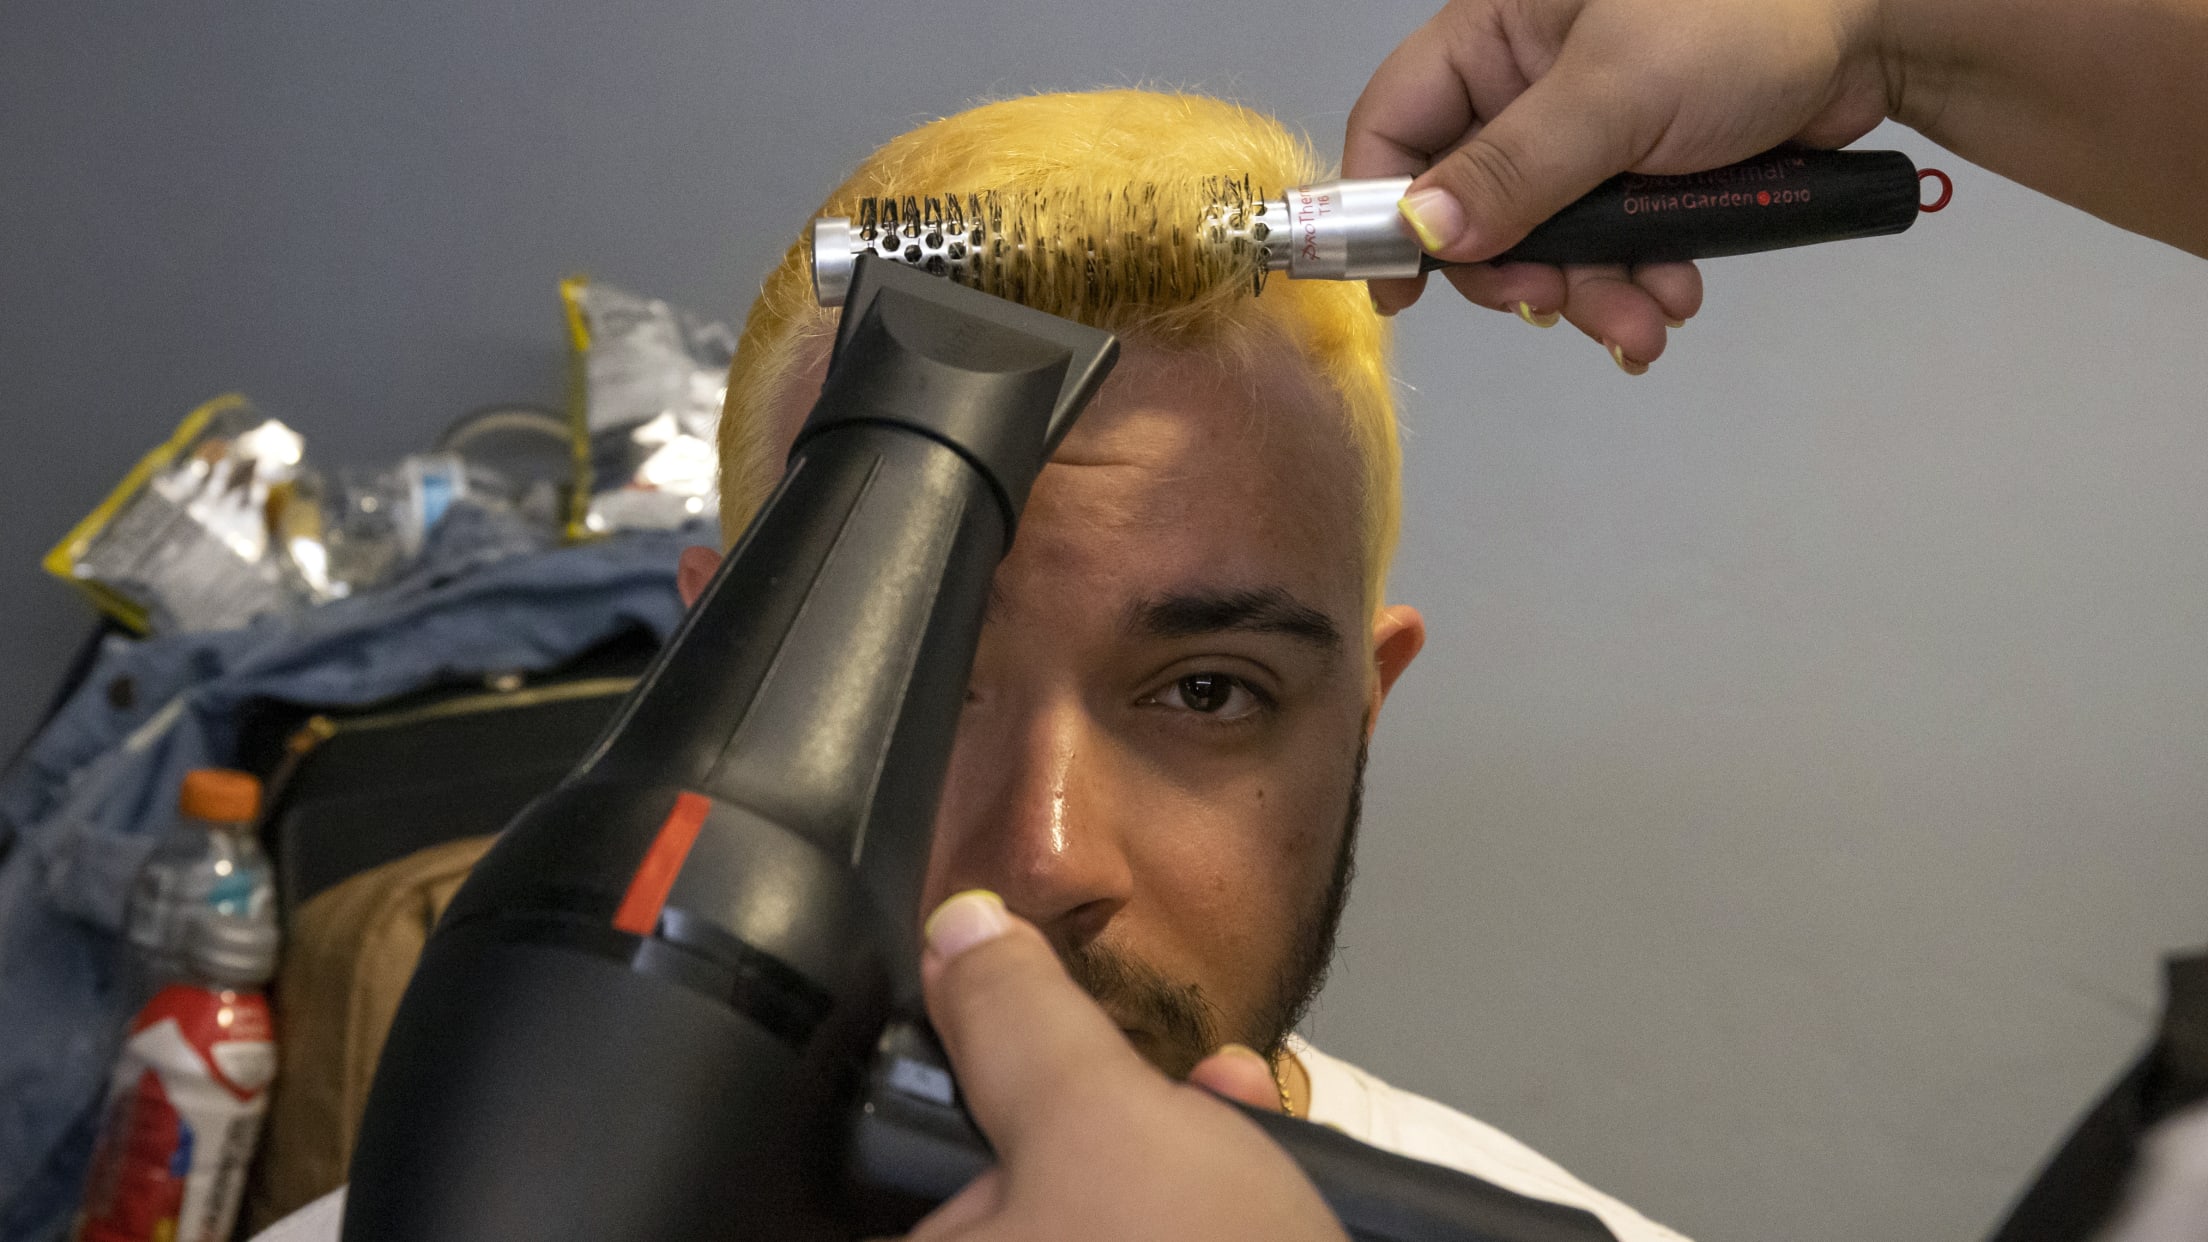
[{"xmin": 341, "ymin": 257, "xmax": 1617, "ymax": 1242}]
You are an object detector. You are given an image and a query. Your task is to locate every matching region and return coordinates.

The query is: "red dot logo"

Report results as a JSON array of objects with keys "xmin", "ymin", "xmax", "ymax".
[{"xmin": 1756, "ymin": 190, "xmax": 1771, "ymax": 206}]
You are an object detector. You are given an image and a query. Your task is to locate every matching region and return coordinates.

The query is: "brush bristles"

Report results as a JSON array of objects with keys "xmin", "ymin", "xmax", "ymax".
[{"xmin": 849, "ymin": 176, "xmax": 1272, "ymax": 318}]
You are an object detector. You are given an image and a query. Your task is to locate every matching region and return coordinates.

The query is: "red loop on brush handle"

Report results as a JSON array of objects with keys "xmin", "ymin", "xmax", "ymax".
[{"xmin": 1918, "ymin": 168, "xmax": 1954, "ymax": 212}]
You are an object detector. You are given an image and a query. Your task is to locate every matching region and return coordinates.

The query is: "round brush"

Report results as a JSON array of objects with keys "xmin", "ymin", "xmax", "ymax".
[{"xmin": 811, "ymin": 147, "xmax": 1951, "ymax": 307}]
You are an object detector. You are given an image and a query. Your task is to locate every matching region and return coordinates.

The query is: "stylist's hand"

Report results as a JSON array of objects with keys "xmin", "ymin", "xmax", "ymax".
[
  {"xmin": 1347, "ymin": 0, "xmax": 1896, "ymax": 371},
  {"xmin": 894, "ymin": 890, "xmax": 1346, "ymax": 1242}
]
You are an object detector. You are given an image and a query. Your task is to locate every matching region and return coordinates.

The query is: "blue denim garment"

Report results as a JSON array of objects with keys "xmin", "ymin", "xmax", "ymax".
[{"xmin": 0, "ymin": 507, "xmax": 705, "ymax": 1242}]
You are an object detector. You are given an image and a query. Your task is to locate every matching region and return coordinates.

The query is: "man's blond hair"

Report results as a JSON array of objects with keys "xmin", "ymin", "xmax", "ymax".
[{"xmin": 719, "ymin": 89, "xmax": 1401, "ymax": 609}]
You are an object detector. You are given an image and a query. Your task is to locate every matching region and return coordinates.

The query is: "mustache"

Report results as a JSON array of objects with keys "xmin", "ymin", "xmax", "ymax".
[
  {"xmin": 1046, "ymin": 737, "xmax": 1369, "ymax": 1079},
  {"xmin": 1059, "ymin": 939, "xmax": 1223, "ymax": 1078}
]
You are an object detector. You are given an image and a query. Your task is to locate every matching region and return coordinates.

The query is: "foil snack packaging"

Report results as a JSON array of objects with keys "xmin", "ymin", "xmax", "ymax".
[
  {"xmin": 43, "ymin": 395, "xmax": 323, "ymax": 634},
  {"xmin": 560, "ymin": 277, "xmax": 733, "ymax": 536}
]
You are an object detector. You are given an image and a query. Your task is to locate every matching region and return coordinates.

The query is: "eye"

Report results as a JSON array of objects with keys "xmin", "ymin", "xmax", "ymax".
[{"xmin": 1154, "ymin": 672, "xmax": 1266, "ymax": 721}]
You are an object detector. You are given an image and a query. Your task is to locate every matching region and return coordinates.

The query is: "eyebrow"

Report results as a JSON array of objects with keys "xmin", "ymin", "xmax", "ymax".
[{"xmin": 1123, "ymin": 586, "xmax": 1343, "ymax": 651}]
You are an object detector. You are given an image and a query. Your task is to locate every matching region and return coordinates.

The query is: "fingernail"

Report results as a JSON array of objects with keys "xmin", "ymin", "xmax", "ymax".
[
  {"xmin": 924, "ymin": 889, "xmax": 1010, "ymax": 960},
  {"xmin": 1606, "ymin": 341, "xmax": 1650, "ymax": 377},
  {"xmin": 1215, "ymin": 1042, "xmax": 1271, "ymax": 1068},
  {"xmin": 1397, "ymin": 187, "xmax": 1463, "ymax": 254},
  {"xmin": 1367, "ymin": 286, "xmax": 1387, "ymax": 316},
  {"xmin": 1664, "ymin": 316, "xmax": 1686, "ymax": 329},
  {"xmin": 1514, "ymin": 301, "xmax": 1559, "ymax": 329}
]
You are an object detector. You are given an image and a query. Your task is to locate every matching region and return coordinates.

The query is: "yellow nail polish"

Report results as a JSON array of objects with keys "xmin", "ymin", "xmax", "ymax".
[
  {"xmin": 1515, "ymin": 301, "xmax": 1559, "ymax": 329},
  {"xmin": 924, "ymin": 888, "xmax": 1008, "ymax": 957},
  {"xmin": 1607, "ymin": 342, "xmax": 1650, "ymax": 376},
  {"xmin": 1396, "ymin": 187, "xmax": 1461, "ymax": 253},
  {"xmin": 1664, "ymin": 316, "xmax": 1686, "ymax": 329},
  {"xmin": 1400, "ymin": 208, "xmax": 1445, "ymax": 252}
]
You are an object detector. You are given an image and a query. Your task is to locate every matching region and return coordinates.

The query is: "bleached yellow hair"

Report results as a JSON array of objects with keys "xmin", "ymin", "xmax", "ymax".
[{"xmin": 720, "ymin": 89, "xmax": 1400, "ymax": 610}]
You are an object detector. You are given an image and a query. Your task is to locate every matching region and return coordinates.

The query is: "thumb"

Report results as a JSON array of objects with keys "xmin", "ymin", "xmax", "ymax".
[
  {"xmin": 919, "ymin": 890, "xmax": 1160, "ymax": 1158},
  {"xmin": 1400, "ymin": 60, "xmax": 1646, "ymax": 262},
  {"xmin": 1189, "ymin": 1045, "xmax": 1285, "ymax": 1112}
]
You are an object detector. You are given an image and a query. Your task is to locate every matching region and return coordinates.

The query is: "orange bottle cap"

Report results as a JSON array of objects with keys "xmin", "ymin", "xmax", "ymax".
[{"xmin": 179, "ymin": 768, "xmax": 262, "ymax": 823}]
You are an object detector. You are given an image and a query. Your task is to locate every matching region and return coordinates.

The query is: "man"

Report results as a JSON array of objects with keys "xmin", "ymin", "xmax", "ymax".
[
  {"xmin": 890, "ymin": 0, "xmax": 2208, "ymax": 1236},
  {"xmin": 691, "ymin": 88, "xmax": 1685, "ymax": 1240},
  {"xmin": 250, "ymin": 88, "xmax": 1682, "ymax": 1241}
]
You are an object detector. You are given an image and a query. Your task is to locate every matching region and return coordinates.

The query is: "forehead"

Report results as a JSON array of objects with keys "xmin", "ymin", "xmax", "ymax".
[
  {"xmin": 772, "ymin": 341, "xmax": 1367, "ymax": 621},
  {"xmin": 1022, "ymin": 347, "xmax": 1362, "ymax": 606}
]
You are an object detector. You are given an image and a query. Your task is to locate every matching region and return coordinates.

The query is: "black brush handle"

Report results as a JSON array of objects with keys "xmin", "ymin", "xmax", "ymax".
[{"xmin": 1463, "ymin": 148, "xmax": 1927, "ymax": 267}]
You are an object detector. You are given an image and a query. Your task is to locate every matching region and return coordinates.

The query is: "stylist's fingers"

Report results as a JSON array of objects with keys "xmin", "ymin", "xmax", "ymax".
[
  {"xmin": 913, "ymin": 890, "xmax": 1348, "ymax": 1242},
  {"xmin": 1370, "ymin": 269, "xmax": 1432, "ymax": 316},
  {"xmin": 1423, "ymin": 257, "xmax": 1701, "ymax": 360},
  {"xmin": 919, "ymin": 890, "xmax": 1160, "ymax": 1156},
  {"xmin": 1429, "ymin": 262, "xmax": 1569, "ymax": 322},
  {"xmin": 1555, "ymin": 263, "xmax": 1672, "ymax": 371},
  {"xmin": 1348, "ymin": 9, "xmax": 1499, "ymax": 312},
  {"xmin": 1398, "ymin": 55, "xmax": 1652, "ymax": 263},
  {"xmin": 1630, "ymin": 261, "xmax": 1704, "ymax": 325},
  {"xmin": 1187, "ymin": 1045, "xmax": 1285, "ymax": 1112},
  {"xmin": 1344, "ymin": 5, "xmax": 1487, "ymax": 182},
  {"xmin": 897, "ymin": 1168, "xmax": 1002, "ymax": 1242}
]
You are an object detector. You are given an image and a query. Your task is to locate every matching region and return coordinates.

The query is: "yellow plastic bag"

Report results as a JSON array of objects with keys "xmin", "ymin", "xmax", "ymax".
[{"xmin": 560, "ymin": 277, "xmax": 731, "ymax": 538}]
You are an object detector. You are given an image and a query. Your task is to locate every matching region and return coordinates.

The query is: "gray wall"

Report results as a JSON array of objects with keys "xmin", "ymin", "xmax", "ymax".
[{"xmin": 6, "ymin": 5, "xmax": 2206, "ymax": 1241}]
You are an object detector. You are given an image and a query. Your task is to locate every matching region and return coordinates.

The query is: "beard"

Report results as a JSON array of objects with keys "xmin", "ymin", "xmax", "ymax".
[{"xmin": 1058, "ymin": 740, "xmax": 1366, "ymax": 1078}]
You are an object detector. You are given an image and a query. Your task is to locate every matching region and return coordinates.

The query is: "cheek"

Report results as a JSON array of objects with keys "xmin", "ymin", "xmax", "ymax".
[{"xmin": 1134, "ymin": 751, "xmax": 1348, "ymax": 960}]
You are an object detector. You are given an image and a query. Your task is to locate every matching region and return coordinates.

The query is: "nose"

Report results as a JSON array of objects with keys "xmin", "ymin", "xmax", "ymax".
[{"xmin": 926, "ymin": 691, "xmax": 1133, "ymax": 947}]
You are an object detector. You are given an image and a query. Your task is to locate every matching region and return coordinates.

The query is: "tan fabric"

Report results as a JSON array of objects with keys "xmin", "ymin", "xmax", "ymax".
[{"xmin": 244, "ymin": 835, "xmax": 495, "ymax": 1232}]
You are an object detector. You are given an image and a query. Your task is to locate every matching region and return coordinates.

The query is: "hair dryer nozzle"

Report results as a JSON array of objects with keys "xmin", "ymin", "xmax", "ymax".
[{"xmin": 814, "ymin": 256, "xmax": 1119, "ymax": 523}]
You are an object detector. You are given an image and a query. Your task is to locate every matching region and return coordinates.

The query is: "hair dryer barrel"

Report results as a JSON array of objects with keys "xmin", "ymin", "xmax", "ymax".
[
  {"xmin": 341, "ymin": 426, "xmax": 1017, "ymax": 1239},
  {"xmin": 341, "ymin": 259, "xmax": 1120, "ymax": 1241}
]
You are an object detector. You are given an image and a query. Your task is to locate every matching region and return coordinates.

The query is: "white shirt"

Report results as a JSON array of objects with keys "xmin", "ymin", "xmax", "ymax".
[
  {"xmin": 1288, "ymin": 1036, "xmax": 1690, "ymax": 1242},
  {"xmin": 2096, "ymin": 1101, "xmax": 2208, "ymax": 1242},
  {"xmin": 253, "ymin": 1040, "xmax": 1688, "ymax": 1242}
]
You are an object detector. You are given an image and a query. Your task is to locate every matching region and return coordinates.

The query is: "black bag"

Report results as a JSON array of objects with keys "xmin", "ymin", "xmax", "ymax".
[{"xmin": 240, "ymin": 626, "xmax": 659, "ymax": 915}]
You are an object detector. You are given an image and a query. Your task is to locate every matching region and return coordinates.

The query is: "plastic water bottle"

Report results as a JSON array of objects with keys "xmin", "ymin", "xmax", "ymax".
[
  {"xmin": 123, "ymin": 770, "xmax": 271, "ymax": 995},
  {"xmin": 74, "ymin": 911, "xmax": 281, "ymax": 1242}
]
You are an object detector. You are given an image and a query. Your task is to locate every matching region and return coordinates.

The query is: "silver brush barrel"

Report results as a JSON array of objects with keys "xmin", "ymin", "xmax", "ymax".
[
  {"xmin": 811, "ymin": 219, "xmax": 863, "ymax": 307},
  {"xmin": 809, "ymin": 177, "xmax": 1426, "ymax": 307},
  {"xmin": 813, "ymin": 194, "xmax": 995, "ymax": 308},
  {"xmin": 1263, "ymin": 177, "xmax": 1425, "ymax": 281}
]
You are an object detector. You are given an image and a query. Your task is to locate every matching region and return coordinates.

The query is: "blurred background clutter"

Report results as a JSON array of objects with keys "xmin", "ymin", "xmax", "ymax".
[{"xmin": 1, "ymin": 263, "xmax": 721, "ymax": 1239}]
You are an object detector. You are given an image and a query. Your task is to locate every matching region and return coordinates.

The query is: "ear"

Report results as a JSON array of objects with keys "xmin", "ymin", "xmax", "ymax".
[
  {"xmin": 1362, "ymin": 604, "xmax": 1426, "ymax": 738},
  {"xmin": 677, "ymin": 545, "xmax": 723, "ymax": 608}
]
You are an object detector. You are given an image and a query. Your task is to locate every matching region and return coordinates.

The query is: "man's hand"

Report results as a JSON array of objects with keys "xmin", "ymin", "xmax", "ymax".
[
  {"xmin": 893, "ymin": 890, "xmax": 1343, "ymax": 1241},
  {"xmin": 1345, "ymin": 0, "xmax": 1895, "ymax": 369}
]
